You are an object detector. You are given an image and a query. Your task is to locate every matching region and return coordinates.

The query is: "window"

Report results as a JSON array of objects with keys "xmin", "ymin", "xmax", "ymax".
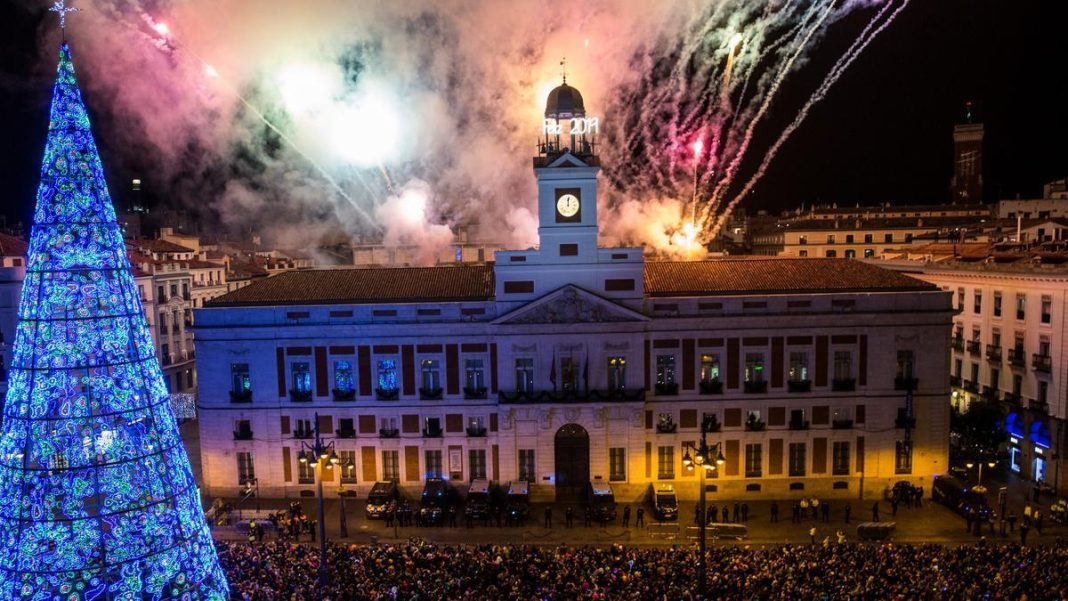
[
  {"xmin": 518, "ymin": 449, "xmax": 536, "ymax": 482},
  {"xmin": 993, "ymin": 291, "xmax": 1002, "ymax": 317},
  {"xmin": 515, "ymin": 358, "xmax": 534, "ymax": 393},
  {"xmin": 425, "ymin": 450, "xmax": 443, "ymax": 479},
  {"xmin": 788, "ymin": 352, "xmax": 809, "ymax": 382},
  {"xmin": 970, "ymin": 363, "xmax": 979, "ymax": 384},
  {"xmin": 884, "ymin": 233, "xmax": 893, "ymax": 243},
  {"xmin": 827, "ymin": 235, "xmax": 836, "ymax": 244},
  {"xmin": 896, "ymin": 350, "xmax": 915, "ymax": 380},
  {"xmin": 744, "ymin": 353, "xmax": 765, "ymax": 383},
  {"xmin": 657, "ymin": 446, "xmax": 674, "ymax": 479},
  {"xmin": 845, "ymin": 249, "xmax": 856, "ymax": 259},
  {"xmin": 1038, "ymin": 381, "xmax": 1049, "ymax": 404},
  {"xmin": 798, "ymin": 250, "xmax": 808, "ymax": 257},
  {"xmin": 700, "ymin": 354, "xmax": 720, "ymax": 383},
  {"xmin": 465, "ymin": 358, "xmax": 485, "ymax": 390},
  {"xmin": 291, "ymin": 362, "xmax": 311, "ymax": 394},
  {"xmin": 609, "ymin": 448, "xmax": 626, "ymax": 481},
  {"xmin": 833, "ymin": 351, "xmax": 852, "ymax": 381},
  {"xmin": 1016, "ymin": 294, "xmax": 1026, "ymax": 320},
  {"xmin": 744, "ymin": 443, "xmax": 763, "ymax": 478},
  {"xmin": 825, "ymin": 250, "xmax": 837, "ymax": 258},
  {"xmin": 1041, "ymin": 295, "xmax": 1052, "ymax": 324},
  {"xmin": 297, "ymin": 459, "xmax": 315, "ymax": 484},
  {"xmin": 185, "ymin": 369, "xmax": 194, "ymax": 389},
  {"xmin": 864, "ymin": 234, "xmax": 873, "ymax": 243},
  {"xmin": 788, "ymin": 443, "xmax": 806, "ymax": 477},
  {"xmin": 656, "ymin": 355, "xmax": 677, "ymax": 386},
  {"xmin": 974, "ymin": 290, "xmax": 982, "ymax": 314},
  {"xmin": 954, "ymin": 358, "xmax": 962, "ymax": 378},
  {"xmin": 864, "ymin": 249, "xmax": 875, "ymax": 258},
  {"xmin": 990, "ymin": 368, "xmax": 1000, "ymax": 390},
  {"xmin": 469, "ymin": 449, "xmax": 487, "ymax": 481},
  {"xmin": 560, "ymin": 357, "xmax": 578, "ymax": 392},
  {"xmin": 1013, "ymin": 374, "xmax": 1022, "ymax": 397},
  {"xmin": 159, "ymin": 313, "xmax": 168, "ymax": 334},
  {"xmin": 339, "ymin": 450, "xmax": 357, "ymax": 484},
  {"xmin": 1039, "ymin": 336, "xmax": 1051, "ymax": 357},
  {"xmin": 607, "ymin": 356, "xmax": 626, "ymax": 390},
  {"xmin": 956, "ymin": 288, "xmax": 965, "ymax": 311},
  {"xmin": 895, "ymin": 441, "xmax": 912, "ymax": 474},
  {"xmin": 231, "ymin": 363, "xmax": 251, "ymax": 394},
  {"xmin": 377, "ymin": 359, "xmax": 398, "ymax": 391},
  {"xmin": 382, "ymin": 450, "xmax": 400, "ymax": 481},
  {"xmin": 798, "ymin": 235, "xmax": 808, "ymax": 245},
  {"xmin": 334, "ymin": 360, "xmax": 354, "ymax": 392},
  {"xmin": 237, "ymin": 452, "xmax": 255, "ymax": 485},
  {"xmin": 420, "ymin": 359, "xmax": 441, "ymax": 390},
  {"xmin": 832, "ymin": 442, "xmax": 850, "ymax": 475}
]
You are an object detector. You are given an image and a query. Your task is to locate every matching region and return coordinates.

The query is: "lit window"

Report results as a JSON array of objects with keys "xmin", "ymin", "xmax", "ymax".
[
  {"xmin": 700, "ymin": 354, "xmax": 720, "ymax": 383},
  {"xmin": 607, "ymin": 356, "xmax": 626, "ymax": 390},
  {"xmin": 333, "ymin": 360, "xmax": 354, "ymax": 393},
  {"xmin": 377, "ymin": 359, "xmax": 398, "ymax": 391},
  {"xmin": 656, "ymin": 355, "xmax": 677, "ymax": 386}
]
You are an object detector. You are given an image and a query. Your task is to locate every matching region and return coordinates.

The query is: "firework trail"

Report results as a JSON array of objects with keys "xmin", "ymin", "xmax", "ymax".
[{"xmin": 707, "ymin": 0, "xmax": 911, "ymax": 240}]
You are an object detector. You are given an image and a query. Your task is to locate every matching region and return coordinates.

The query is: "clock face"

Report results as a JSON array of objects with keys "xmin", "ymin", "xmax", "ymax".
[{"xmin": 556, "ymin": 193, "xmax": 580, "ymax": 218}]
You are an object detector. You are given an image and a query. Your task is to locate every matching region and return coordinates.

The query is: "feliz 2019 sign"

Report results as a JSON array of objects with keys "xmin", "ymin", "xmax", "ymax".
[{"xmin": 543, "ymin": 117, "xmax": 600, "ymax": 136}]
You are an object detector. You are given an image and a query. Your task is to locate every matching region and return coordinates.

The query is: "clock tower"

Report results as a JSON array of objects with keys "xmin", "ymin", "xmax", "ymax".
[{"xmin": 534, "ymin": 78, "xmax": 600, "ymax": 257}]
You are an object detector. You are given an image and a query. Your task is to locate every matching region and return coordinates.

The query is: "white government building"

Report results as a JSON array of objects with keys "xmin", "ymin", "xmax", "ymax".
[{"xmin": 194, "ymin": 81, "xmax": 953, "ymax": 502}]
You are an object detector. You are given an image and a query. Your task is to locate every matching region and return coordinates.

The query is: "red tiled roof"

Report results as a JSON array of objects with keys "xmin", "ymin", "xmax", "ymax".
[
  {"xmin": 643, "ymin": 258, "xmax": 937, "ymax": 296},
  {"xmin": 0, "ymin": 233, "xmax": 28, "ymax": 257},
  {"xmin": 128, "ymin": 239, "xmax": 195, "ymax": 254},
  {"xmin": 207, "ymin": 264, "xmax": 495, "ymax": 307}
]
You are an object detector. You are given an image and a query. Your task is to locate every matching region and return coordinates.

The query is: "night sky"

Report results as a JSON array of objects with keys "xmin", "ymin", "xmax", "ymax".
[{"xmin": 1, "ymin": 1, "xmax": 1066, "ymax": 231}]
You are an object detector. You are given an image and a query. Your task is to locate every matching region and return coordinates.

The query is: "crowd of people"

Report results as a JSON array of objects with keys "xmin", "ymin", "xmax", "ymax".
[{"xmin": 217, "ymin": 538, "xmax": 1068, "ymax": 600}]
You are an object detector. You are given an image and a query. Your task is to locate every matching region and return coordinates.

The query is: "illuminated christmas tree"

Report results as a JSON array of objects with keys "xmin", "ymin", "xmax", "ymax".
[{"xmin": 0, "ymin": 41, "xmax": 228, "ymax": 600}]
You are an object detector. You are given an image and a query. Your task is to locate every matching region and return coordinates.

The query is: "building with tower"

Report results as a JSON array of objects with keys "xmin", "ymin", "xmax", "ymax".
[
  {"xmin": 952, "ymin": 102, "xmax": 984, "ymax": 204},
  {"xmin": 194, "ymin": 79, "xmax": 953, "ymax": 504}
]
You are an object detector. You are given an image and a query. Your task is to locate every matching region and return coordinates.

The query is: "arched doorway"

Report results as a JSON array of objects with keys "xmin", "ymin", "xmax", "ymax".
[{"xmin": 554, "ymin": 423, "xmax": 590, "ymax": 502}]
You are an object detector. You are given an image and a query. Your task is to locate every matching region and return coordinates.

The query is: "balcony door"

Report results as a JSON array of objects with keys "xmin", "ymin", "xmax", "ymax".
[{"xmin": 554, "ymin": 423, "xmax": 590, "ymax": 502}]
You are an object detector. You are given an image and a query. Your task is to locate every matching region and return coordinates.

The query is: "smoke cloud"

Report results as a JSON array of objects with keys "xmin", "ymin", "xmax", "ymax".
[{"xmin": 36, "ymin": 0, "xmax": 903, "ymax": 261}]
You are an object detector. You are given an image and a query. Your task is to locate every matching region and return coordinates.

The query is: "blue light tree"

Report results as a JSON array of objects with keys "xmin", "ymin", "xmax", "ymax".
[{"xmin": 0, "ymin": 43, "xmax": 229, "ymax": 600}]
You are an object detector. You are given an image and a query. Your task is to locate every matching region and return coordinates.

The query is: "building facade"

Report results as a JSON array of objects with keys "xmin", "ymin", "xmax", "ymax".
[{"xmin": 193, "ymin": 80, "xmax": 954, "ymax": 503}]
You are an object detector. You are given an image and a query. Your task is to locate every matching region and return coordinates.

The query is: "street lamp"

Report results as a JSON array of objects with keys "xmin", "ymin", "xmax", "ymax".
[
  {"xmin": 966, "ymin": 460, "xmax": 997, "ymax": 493},
  {"xmin": 296, "ymin": 412, "xmax": 338, "ymax": 590},
  {"xmin": 682, "ymin": 426, "xmax": 725, "ymax": 598}
]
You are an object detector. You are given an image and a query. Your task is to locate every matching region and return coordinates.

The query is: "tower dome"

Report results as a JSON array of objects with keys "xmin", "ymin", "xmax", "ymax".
[{"xmin": 545, "ymin": 82, "xmax": 585, "ymax": 119}]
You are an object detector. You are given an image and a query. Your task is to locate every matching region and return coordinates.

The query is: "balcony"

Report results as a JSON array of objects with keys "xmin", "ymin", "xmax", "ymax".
[
  {"xmin": 498, "ymin": 388, "xmax": 645, "ymax": 404},
  {"xmin": 894, "ymin": 377, "xmax": 918, "ymax": 391},
  {"xmin": 949, "ymin": 374, "xmax": 962, "ymax": 388},
  {"xmin": 745, "ymin": 418, "xmax": 766, "ymax": 432},
  {"xmin": 1029, "ymin": 398, "xmax": 1049, "ymax": 414},
  {"xmin": 950, "ymin": 336, "xmax": 964, "ymax": 352},
  {"xmin": 376, "ymin": 387, "xmax": 399, "ymax": 401},
  {"xmin": 981, "ymin": 386, "xmax": 999, "ymax": 401},
  {"xmin": 463, "ymin": 386, "xmax": 488, "ymax": 400},
  {"xmin": 788, "ymin": 420, "xmax": 810, "ymax": 431},
  {"xmin": 161, "ymin": 354, "xmax": 172, "ymax": 367},
  {"xmin": 466, "ymin": 426, "xmax": 487, "ymax": 437},
  {"xmin": 293, "ymin": 429, "xmax": 313, "ymax": 440},
  {"xmin": 699, "ymin": 380, "xmax": 723, "ymax": 395},
  {"xmin": 289, "ymin": 389, "xmax": 313, "ymax": 402},
  {"xmin": 787, "ymin": 379, "xmax": 812, "ymax": 393},
  {"xmin": 655, "ymin": 382, "xmax": 679, "ymax": 396},
  {"xmin": 332, "ymin": 388, "xmax": 356, "ymax": 402},
  {"xmin": 1032, "ymin": 354, "xmax": 1052, "ymax": 373},
  {"xmin": 1008, "ymin": 348, "xmax": 1026, "ymax": 368},
  {"xmin": 419, "ymin": 386, "xmax": 444, "ymax": 400},
  {"xmin": 985, "ymin": 345, "xmax": 1002, "ymax": 362},
  {"xmin": 701, "ymin": 415, "xmax": 721, "ymax": 433},
  {"xmin": 1002, "ymin": 392, "xmax": 1022, "ymax": 406},
  {"xmin": 744, "ymin": 380, "xmax": 768, "ymax": 394},
  {"xmin": 831, "ymin": 378, "xmax": 856, "ymax": 392},
  {"xmin": 894, "ymin": 416, "xmax": 917, "ymax": 429},
  {"xmin": 962, "ymin": 380, "xmax": 979, "ymax": 394},
  {"xmin": 831, "ymin": 419, "xmax": 854, "ymax": 429},
  {"xmin": 966, "ymin": 340, "xmax": 981, "ymax": 356},
  {"xmin": 379, "ymin": 428, "xmax": 399, "ymax": 438},
  {"xmin": 656, "ymin": 422, "xmax": 678, "ymax": 434},
  {"xmin": 233, "ymin": 429, "xmax": 254, "ymax": 441},
  {"xmin": 229, "ymin": 389, "xmax": 253, "ymax": 403},
  {"xmin": 335, "ymin": 428, "xmax": 356, "ymax": 439},
  {"xmin": 422, "ymin": 427, "xmax": 443, "ymax": 438}
]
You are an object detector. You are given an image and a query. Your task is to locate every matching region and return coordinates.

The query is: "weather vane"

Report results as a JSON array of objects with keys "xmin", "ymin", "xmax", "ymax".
[
  {"xmin": 560, "ymin": 57, "xmax": 567, "ymax": 84},
  {"xmin": 50, "ymin": 0, "xmax": 80, "ymax": 36}
]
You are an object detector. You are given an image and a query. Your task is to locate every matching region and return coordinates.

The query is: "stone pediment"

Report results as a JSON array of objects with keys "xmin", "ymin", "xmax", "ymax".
[{"xmin": 494, "ymin": 285, "xmax": 648, "ymax": 325}]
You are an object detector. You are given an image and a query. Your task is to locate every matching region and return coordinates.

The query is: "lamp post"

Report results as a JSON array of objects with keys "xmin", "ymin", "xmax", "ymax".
[
  {"xmin": 297, "ymin": 412, "xmax": 338, "ymax": 591},
  {"xmin": 682, "ymin": 426, "xmax": 725, "ymax": 598},
  {"xmin": 966, "ymin": 460, "xmax": 997, "ymax": 493}
]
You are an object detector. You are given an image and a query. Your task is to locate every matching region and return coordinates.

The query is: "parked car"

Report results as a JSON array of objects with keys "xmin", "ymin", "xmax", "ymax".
[
  {"xmin": 587, "ymin": 480, "xmax": 617, "ymax": 523},
  {"xmin": 465, "ymin": 479, "xmax": 492, "ymax": 520},
  {"xmin": 506, "ymin": 480, "xmax": 530, "ymax": 523},
  {"xmin": 932, "ymin": 475, "xmax": 993, "ymax": 520},
  {"xmin": 651, "ymin": 484, "xmax": 678, "ymax": 521},
  {"xmin": 365, "ymin": 481, "xmax": 398, "ymax": 519},
  {"xmin": 419, "ymin": 478, "xmax": 451, "ymax": 525}
]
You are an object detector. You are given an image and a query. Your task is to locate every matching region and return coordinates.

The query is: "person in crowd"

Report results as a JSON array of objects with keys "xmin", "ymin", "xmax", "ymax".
[
  {"xmin": 635, "ymin": 506, "xmax": 645, "ymax": 528},
  {"xmin": 770, "ymin": 502, "xmax": 779, "ymax": 523},
  {"xmin": 622, "ymin": 505, "xmax": 631, "ymax": 528}
]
